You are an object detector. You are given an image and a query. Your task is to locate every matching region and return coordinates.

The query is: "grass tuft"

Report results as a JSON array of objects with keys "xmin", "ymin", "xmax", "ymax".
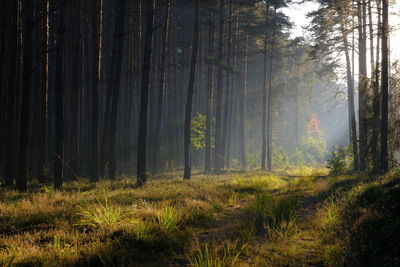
[
  {"xmin": 153, "ymin": 203, "xmax": 181, "ymax": 233},
  {"xmin": 77, "ymin": 197, "xmax": 133, "ymax": 229}
]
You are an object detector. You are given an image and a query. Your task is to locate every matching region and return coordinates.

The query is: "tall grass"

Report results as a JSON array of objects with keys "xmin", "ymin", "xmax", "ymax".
[
  {"xmin": 189, "ymin": 241, "xmax": 246, "ymax": 267},
  {"xmin": 77, "ymin": 197, "xmax": 133, "ymax": 229},
  {"xmin": 247, "ymin": 193, "xmax": 299, "ymax": 239},
  {"xmin": 153, "ymin": 203, "xmax": 181, "ymax": 233}
]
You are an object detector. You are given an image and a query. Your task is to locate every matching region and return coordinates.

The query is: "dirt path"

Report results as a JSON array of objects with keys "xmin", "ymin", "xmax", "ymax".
[{"xmin": 192, "ymin": 176, "xmax": 329, "ymax": 266}]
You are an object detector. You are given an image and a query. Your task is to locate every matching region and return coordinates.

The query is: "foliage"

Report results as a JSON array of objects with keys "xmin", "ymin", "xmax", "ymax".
[
  {"xmin": 191, "ymin": 113, "xmax": 214, "ymax": 150},
  {"xmin": 272, "ymin": 146, "xmax": 290, "ymax": 169},
  {"xmin": 329, "ymin": 145, "xmax": 353, "ymax": 175}
]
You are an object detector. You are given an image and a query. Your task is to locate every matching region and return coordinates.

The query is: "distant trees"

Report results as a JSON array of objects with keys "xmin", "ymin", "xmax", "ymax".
[
  {"xmin": 310, "ymin": 0, "xmax": 394, "ymax": 174},
  {"xmin": 0, "ymin": 0, "xmax": 396, "ymax": 191}
]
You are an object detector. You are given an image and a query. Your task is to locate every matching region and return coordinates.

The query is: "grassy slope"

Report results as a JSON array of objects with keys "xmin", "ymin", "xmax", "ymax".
[{"xmin": 0, "ymin": 168, "xmax": 398, "ymax": 266}]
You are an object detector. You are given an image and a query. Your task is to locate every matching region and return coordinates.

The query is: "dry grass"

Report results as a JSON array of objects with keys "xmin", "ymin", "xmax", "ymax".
[{"xmin": 0, "ymin": 171, "xmax": 288, "ymax": 266}]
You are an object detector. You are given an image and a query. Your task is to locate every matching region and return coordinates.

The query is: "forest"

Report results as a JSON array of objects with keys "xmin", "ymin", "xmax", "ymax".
[{"xmin": 0, "ymin": 0, "xmax": 400, "ymax": 265}]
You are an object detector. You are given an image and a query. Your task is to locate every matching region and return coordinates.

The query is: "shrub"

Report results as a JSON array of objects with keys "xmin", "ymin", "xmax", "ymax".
[{"xmin": 329, "ymin": 145, "xmax": 353, "ymax": 175}]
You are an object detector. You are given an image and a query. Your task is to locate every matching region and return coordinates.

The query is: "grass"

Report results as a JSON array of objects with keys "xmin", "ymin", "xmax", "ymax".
[{"xmin": 0, "ymin": 169, "xmax": 398, "ymax": 266}]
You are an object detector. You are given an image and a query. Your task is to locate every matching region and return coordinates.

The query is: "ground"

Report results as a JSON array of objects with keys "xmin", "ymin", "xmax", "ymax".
[{"xmin": 0, "ymin": 168, "xmax": 399, "ymax": 266}]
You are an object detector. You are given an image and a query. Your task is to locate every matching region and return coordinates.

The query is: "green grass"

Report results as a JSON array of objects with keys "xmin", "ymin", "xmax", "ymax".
[{"xmin": 0, "ymin": 169, "xmax": 398, "ymax": 266}]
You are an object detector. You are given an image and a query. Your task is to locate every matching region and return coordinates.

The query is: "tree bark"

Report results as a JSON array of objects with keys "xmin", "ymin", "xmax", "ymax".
[
  {"xmin": 137, "ymin": 0, "xmax": 154, "ymax": 186},
  {"xmin": 357, "ymin": 0, "xmax": 368, "ymax": 171},
  {"xmin": 339, "ymin": 11, "xmax": 360, "ymax": 171},
  {"xmin": 221, "ymin": 0, "xmax": 233, "ymax": 169},
  {"xmin": 238, "ymin": 30, "xmax": 248, "ymax": 169},
  {"xmin": 5, "ymin": 0, "xmax": 18, "ymax": 187},
  {"xmin": 108, "ymin": 0, "xmax": 127, "ymax": 179},
  {"xmin": 380, "ymin": 0, "xmax": 389, "ymax": 173},
  {"xmin": 214, "ymin": 0, "xmax": 224, "ymax": 174},
  {"xmin": 266, "ymin": 7, "xmax": 276, "ymax": 172},
  {"xmin": 183, "ymin": 0, "xmax": 200, "ymax": 180},
  {"xmin": 17, "ymin": 0, "xmax": 35, "ymax": 191},
  {"xmin": 205, "ymin": 11, "xmax": 215, "ymax": 173},
  {"xmin": 53, "ymin": 0, "xmax": 67, "ymax": 189},
  {"xmin": 372, "ymin": 0, "xmax": 381, "ymax": 173},
  {"xmin": 90, "ymin": 0, "xmax": 101, "ymax": 183},
  {"xmin": 152, "ymin": 0, "xmax": 171, "ymax": 175},
  {"xmin": 262, "ymin": 1, "xmax": 270, "ymax": 170}
]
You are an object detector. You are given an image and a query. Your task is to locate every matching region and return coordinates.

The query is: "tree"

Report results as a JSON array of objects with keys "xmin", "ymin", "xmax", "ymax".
[
  {"xmin": 90, "ymin": 0, "xmax": 101, "ymax": 183},
  {"xmin": 214, "ymin": 0, "xmax": 225, "ymax": 174},
  {"xmin": 108, "ymin": 0, "xmax": 128, "ymax": 179},
  {"xmin": 205, "ymin": 10, "xmax": 215, "ymax": 173},
  {"xmin": 238, "ymin": 30, "xmax": 248, "ymax": 169},
  {"xmin": 54, "ymin": 0, "xmax": 67, "ymax": 190},
  {"xmin": 380, "ymin": 0, "xmax": 389, "ymax": 173},
  {"xmin": 17, "ymin": 0, "xmax": 35, "ymax": 191},
  {"xmin": 183, "ymin": 0, "xmax": 200, "ymax": 180},
  {"xmin": 261, "ymin": 0, "xmax": 270, "ymax": 170},
  {"xmin": 357, "ymin": 0, "xmax": 368, "ymax": 171},
  {"xmin": 5, "ymin": 0, "xmax": 18, "ymax": 187},
  {"xmin": 153, "ymin": 0, "xmax": 171, "ymax": 175},
  {"xmin": 338, "ymin": 5, "xmax": 360, "ymax": 171},
  {"xmin": 137, "ymin": 0, "xmax": 155, "ymax": 186}
]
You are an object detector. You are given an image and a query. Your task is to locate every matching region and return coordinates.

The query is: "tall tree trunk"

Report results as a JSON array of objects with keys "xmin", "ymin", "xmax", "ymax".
[
  {"xmin": 380, "ymin": 0, "xmax": 389, "ymax": 173},
  {"xmin": 205, "ymin": 12, "xmax": 215, "ymax": 173},
  {"xmin": 238, "ymin": 30, "xmax": 247, "ymax": 169},
  {"xmin": 152, "ymin": 0, "xmax": 171, "ymax": 175},
  {"xmin": 38, "ymin": 0, "xmax": 49, "ymax": 183},
  {"xmin": 108, "ymin": 0, "xmax": 127, "ymax": 179},
  {"xmin": 183, "ymin": 0, "xmax": 200, "ymax": 180},
  {"xmin": 266, "ymin": 7, "xmax": 276, "ymax": 172},
  {"xmin": 137, "ymin": 0, "xmax": 154, "ymax": 186},
  {"xmin": 221, "ymin": 0, "xmax": 233, "ymax": 169},
  {"xmin": 358, "ymin": 0, "xmax": 368, "ymax": 171},
  {"xmin": 262, "ymin": 1, "xmax": 270, "ymax": 170},
  {"xmin": 69, "ymin": 0, "xmax": 81, "ymax": 179},
  {"xmin": 340, "ymin": 11, "xmax": 360, "ymax": 171},
  {"xmin": 214, "ymin": 0, "xmax": 224, "ymax": 174},
  {"xmin": 372, "ymin": 0, "xmax": 381, "ymax": 173},
  {"xmin": 17, "ymin": 0, "xmax": 35, "ymax": 191},
  {"xmin": 5, "ymin": 0, "xmax": 18, "ymax": 187},
  {"xmin": 90, "ymin": 0, "xmax": 101, "ymax": 182},
  {"xmin": 54, "ymin": 0, "xmax": 67, "ymax": 190}
]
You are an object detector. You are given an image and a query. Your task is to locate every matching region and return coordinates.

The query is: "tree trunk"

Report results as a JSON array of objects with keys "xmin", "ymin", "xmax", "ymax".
[
  {"xmin": 339, "ymin": 12, "xmax": 360, "ymax": 171},
  {"xmin": 183, "ymin": 0, "xmax": 200, "ymax": 180},
  {"xmin": 266, "ymin": 7, "xmax": 276, "ymax": 172},
  {"xmin": 205, "ymin": 11, "xmax": 215, "ymax": 173},
  {"xmin": 238, "ymin": 30, "xmax": 247, "ymax": 169},
  {"xmin": 137, "ymin": 0, "xmax": 154, "ymax": 186},
  {"xmin": 90, "ymin": 0, "xmax": 101, "ymax": 183},
  {"xmin": 262, "ymin": 1, "xmax": 270, "ymax": 170},
  {"xmin": 68, "ymin": 0, "xmax": 81, "ymax": 180},
  {"xmin": 152, "ymin": 0, "xmax": 171, "ymax": 175},
  {"xmin": 17, "ymin": 0, "xmax": 35, "ymax": 191},
  {"xmin": 357, "ymin": 0, "xmax": 368, "ymax": 171},
  {"xmin": 221, "ymin": 0, "xmax": 233, "ymax": 169},
  {"xmin": 5, "ymin": 0, "xmax": 18, "ymax": 187},
  {"xmin": 372, "ymin": 0, "xmax": 381, "ymax": 173},
  {"xmin": 214, "ymin": 0, "xmax": 224, "ymax": 174},
  {"xmin": 380, "ymin": 0, "xmax": 389, "ymax": 173},
  {"xmin": 53, "ymin": 0, "xmax": 67, "ymax": 190},
  {"xmin": 108, "ymin": 0, "xmax": 127, "ymax": 179}
]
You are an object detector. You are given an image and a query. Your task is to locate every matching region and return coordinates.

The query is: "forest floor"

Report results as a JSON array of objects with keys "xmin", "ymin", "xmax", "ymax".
[{"xmin": 0, "ymin": 167, "xmax": 399, "ymax": 266}]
